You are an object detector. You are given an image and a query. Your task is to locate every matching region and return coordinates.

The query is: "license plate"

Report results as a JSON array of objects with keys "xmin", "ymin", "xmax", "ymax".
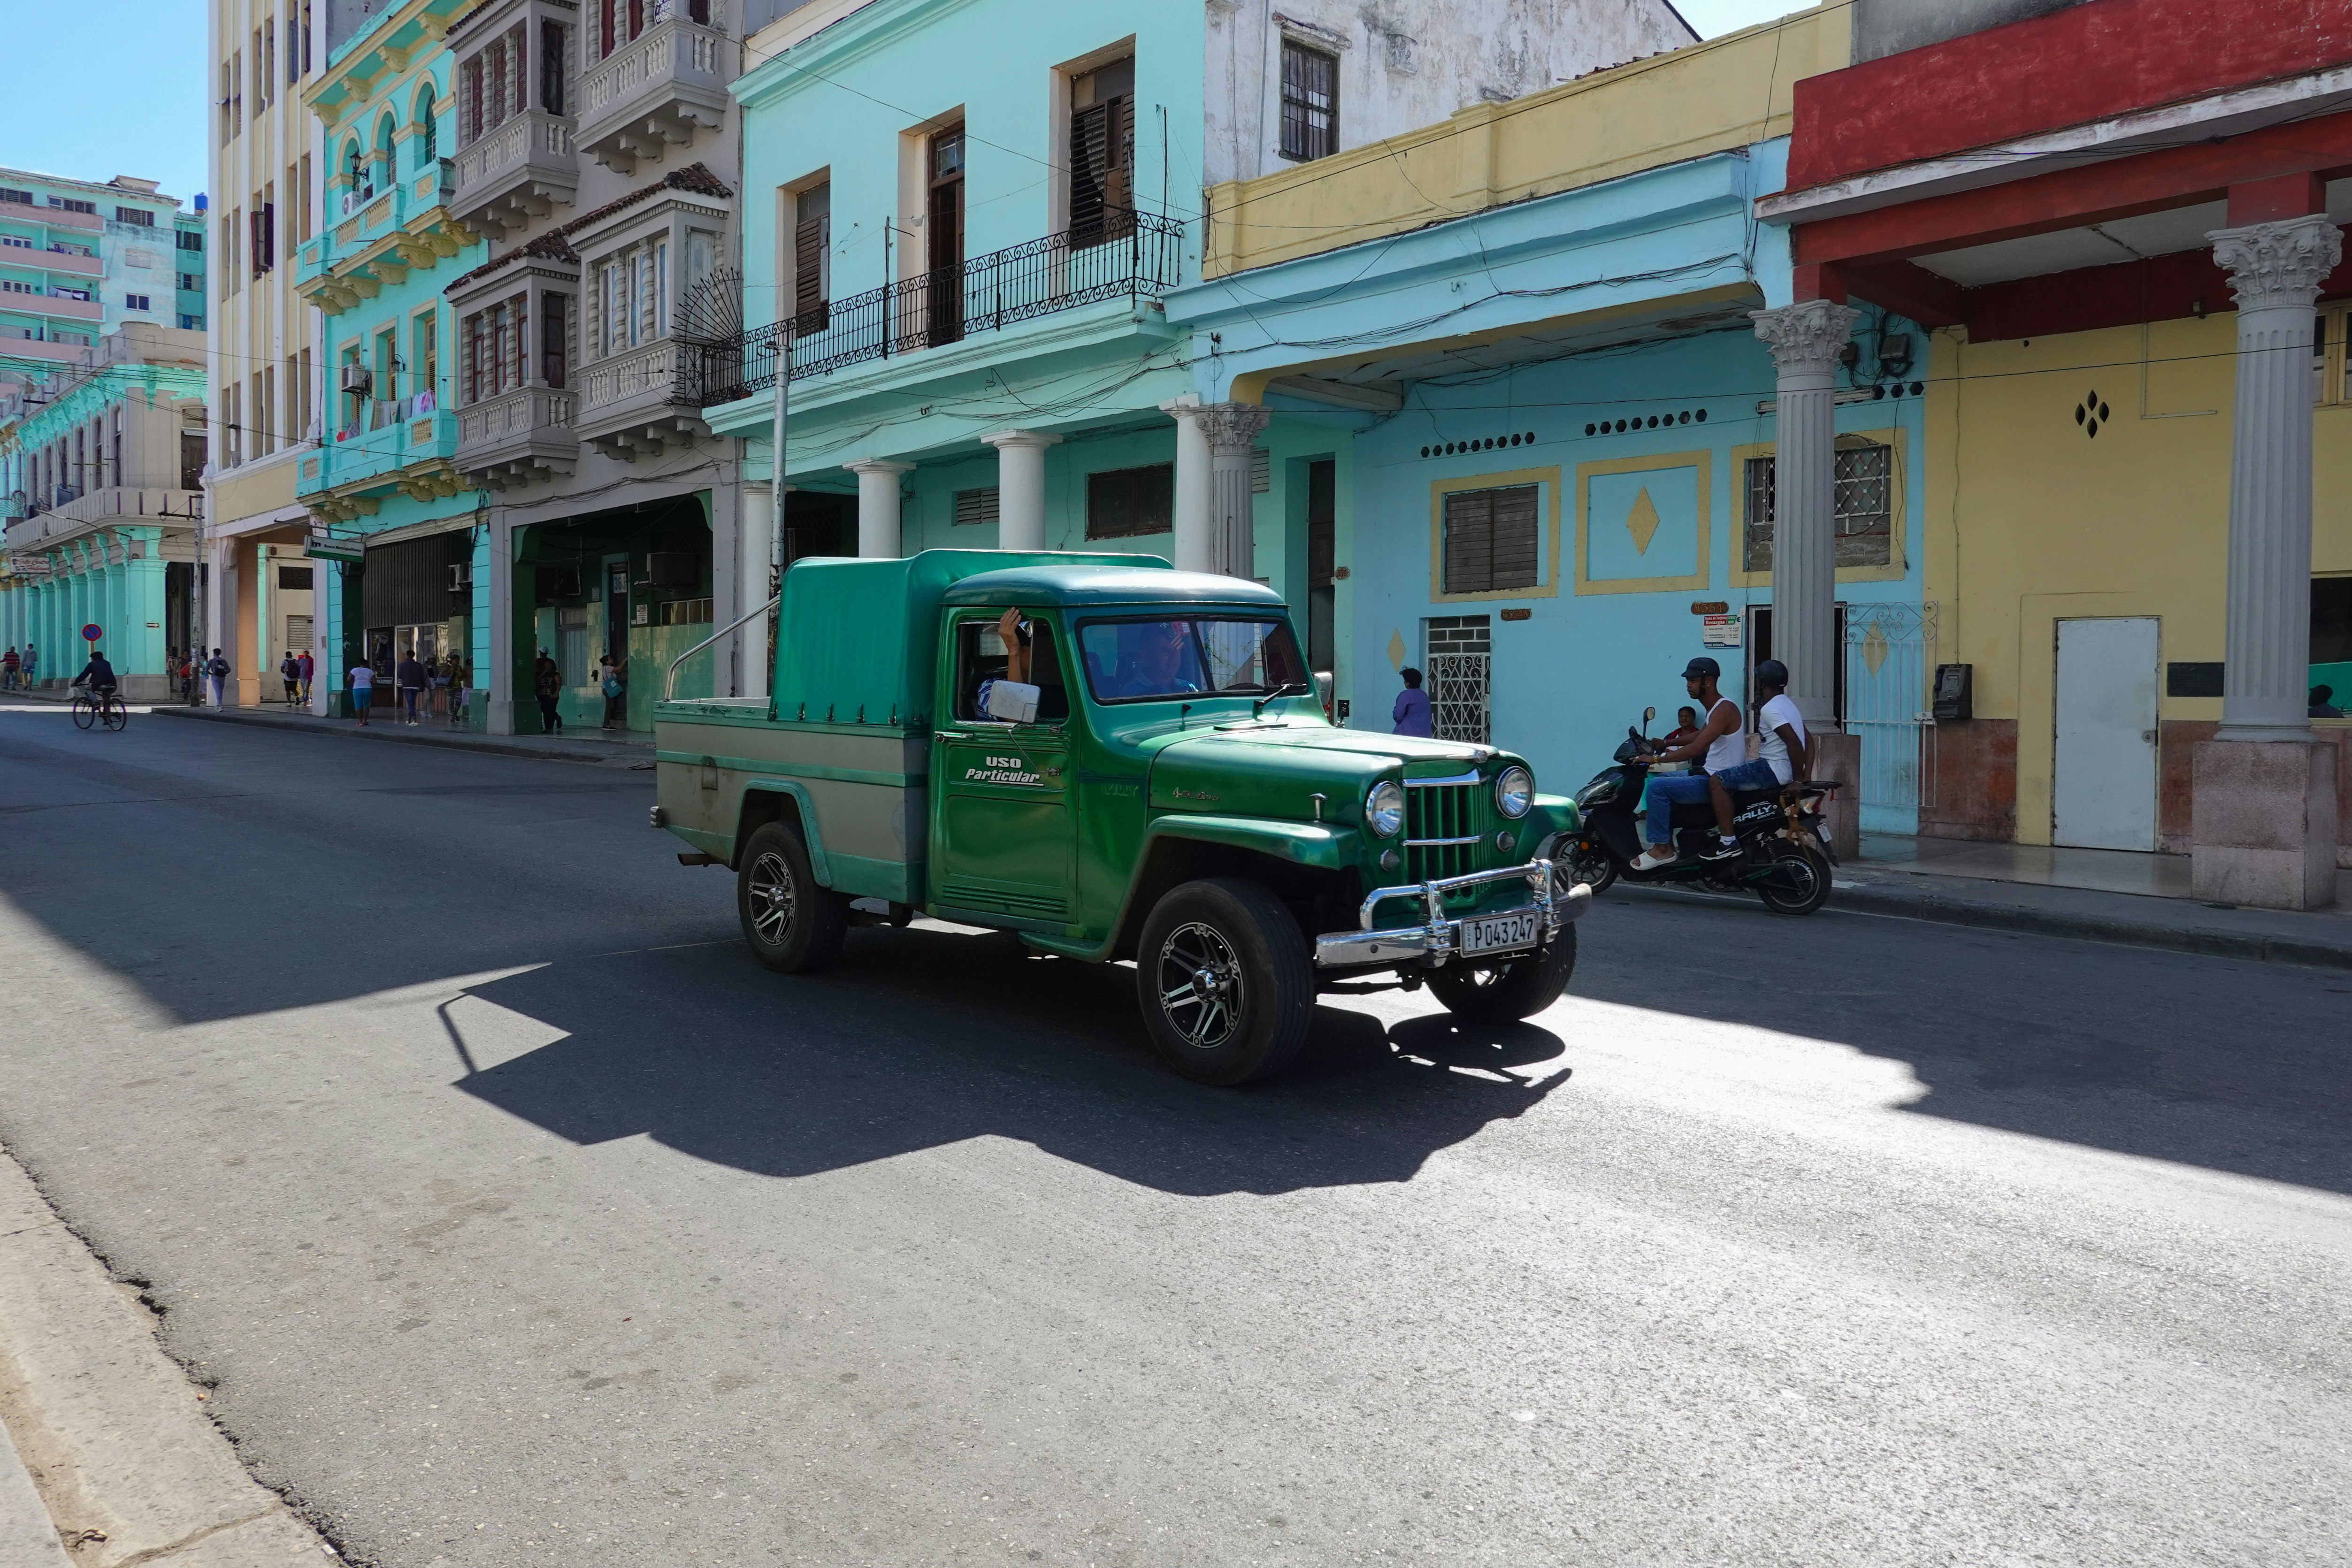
[{"xmin": 1462, "ymin": 911, "xmax": 1540, "ymax": 954}]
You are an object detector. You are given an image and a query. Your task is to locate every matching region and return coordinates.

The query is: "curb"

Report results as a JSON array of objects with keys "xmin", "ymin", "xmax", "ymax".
[
  {"xmin": 148, "ymin": 703, "xmax": 650, "ymax": 767},
  {"xmin": 1611, "ymin": 879, "xmax": 2352, "ymax": 971}
]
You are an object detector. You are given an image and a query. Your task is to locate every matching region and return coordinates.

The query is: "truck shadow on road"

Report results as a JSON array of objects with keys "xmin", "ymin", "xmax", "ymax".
[{"xmin": 448, "ymin": 925, "xmax": 1574, "ymax": 1196}]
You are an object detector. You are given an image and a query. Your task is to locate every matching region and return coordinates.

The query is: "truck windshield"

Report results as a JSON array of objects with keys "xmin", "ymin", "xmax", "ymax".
[{"xmin": 1077, "ymin": 617, "xmax": 1307, "ymax": 704}]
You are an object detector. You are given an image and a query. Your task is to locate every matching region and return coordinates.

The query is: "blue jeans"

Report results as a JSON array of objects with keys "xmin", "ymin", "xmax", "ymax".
[{"xmin": 1642, "ymin": 758, "xmax": 1781, "ymax": 845}]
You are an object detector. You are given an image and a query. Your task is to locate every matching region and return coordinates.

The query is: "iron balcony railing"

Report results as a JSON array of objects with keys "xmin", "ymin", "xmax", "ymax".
[{"xmin": 682, "ymin": 207, "xmax": 1186, "ymax": 407}]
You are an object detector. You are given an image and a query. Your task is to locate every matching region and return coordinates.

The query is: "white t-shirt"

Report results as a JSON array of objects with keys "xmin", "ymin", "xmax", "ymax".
[
  {"xmin": 1756, "ymin": 692, "xmax": 1807, "ymax": 784},
  {"xmin": 350, "ymin": 665, "xmax": 375, "ymax": 690}
]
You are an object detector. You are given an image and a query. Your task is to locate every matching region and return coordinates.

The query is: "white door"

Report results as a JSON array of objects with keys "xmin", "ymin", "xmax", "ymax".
[{"xmin": 2053, "ymin": 617, "xmax": 2160, "ymax": 851}]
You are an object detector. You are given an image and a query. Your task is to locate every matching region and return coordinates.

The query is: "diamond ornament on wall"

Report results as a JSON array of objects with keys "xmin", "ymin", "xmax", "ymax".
[
  {"xmin": 1862, "ymin": 621, "xmax": 1891, "ymax": 675},
  {"xmin": 1625, "ymin": 487, "xmax": 1661, "ymax": 555},
  {"xmin": 2073, "ymin": 388, "xmax": 2111, "ymax": 438},
  {"xmin": 1387, "ymin": 629, "xmax": 1407, "ymax": 670}
]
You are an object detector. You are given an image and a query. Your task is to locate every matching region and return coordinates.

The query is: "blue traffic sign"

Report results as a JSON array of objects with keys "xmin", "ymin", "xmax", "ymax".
[{"xmin": 81, "ymin": 623, "xmax": 102, "ymax": 642}]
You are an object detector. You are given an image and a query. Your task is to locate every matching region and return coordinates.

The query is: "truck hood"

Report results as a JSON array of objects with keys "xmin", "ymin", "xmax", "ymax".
[{"xmin": 1144, "ymin": 724, "xmax": 1520, "ymax": 822}]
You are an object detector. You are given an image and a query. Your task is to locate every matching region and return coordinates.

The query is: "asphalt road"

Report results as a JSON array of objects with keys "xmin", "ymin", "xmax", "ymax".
[{"xmin": 1, "ymin": 702, "xmax": 2347, "ymax": 1568}]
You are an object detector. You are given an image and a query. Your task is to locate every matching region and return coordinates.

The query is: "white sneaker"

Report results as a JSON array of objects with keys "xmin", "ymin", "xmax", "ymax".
[{"xmin": 1632, "ymin": 845, "xmax": 1680, "ymax": 872}]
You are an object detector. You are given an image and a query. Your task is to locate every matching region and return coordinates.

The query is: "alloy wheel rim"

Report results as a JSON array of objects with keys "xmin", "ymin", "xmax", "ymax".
[
  {"xmin": 748, "ymin": 850, "xmax": 797, "ymax": 945},
  {"xmin": 1158, "ymin": 922, "xmax": 1244, "ymax": 1051}
]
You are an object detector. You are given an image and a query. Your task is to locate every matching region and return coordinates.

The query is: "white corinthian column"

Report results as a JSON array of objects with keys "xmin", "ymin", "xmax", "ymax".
[
  {"xmin": 2192, "ymin": 213, "xmax": 2343, "ymax": 911},
  {"xmin": 1195, "ymin": 402, "xmax": 1271, "ymax": 581},
  {"xmin": 2211, "ymin": 214, "xmax": 2340, "ymax": 740},
  {"xmin": 1750, "ymin": 298, "xmax": 1861, "ymax": 735}
]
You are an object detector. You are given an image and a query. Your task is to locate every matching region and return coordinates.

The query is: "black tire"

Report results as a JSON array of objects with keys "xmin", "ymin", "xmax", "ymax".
[
  {"xmin": 1755, "ymin": 841, "xmax": 1831, "ymax": 916},
  {"xmin": 1561, "ymin": 838, "xmax": 1617, "ymax": 895},
  {"xmin": 736, "ymin": 821, "xmax": 850, "ymax": 972},
  {"xmin": 1426, "ymin": 926, "xmax": 1578, "ymax": 1024},
  {"xmin": 101, "ymin": 699, "xmax": 126, "ymax": 732},
  {"xmin": 70, "ymin": 696, "xmax": 95, "ymax": 730},
  {"xmin": 1135, "ymin": 878, "xmax": 1315, "ymax": 1086}
]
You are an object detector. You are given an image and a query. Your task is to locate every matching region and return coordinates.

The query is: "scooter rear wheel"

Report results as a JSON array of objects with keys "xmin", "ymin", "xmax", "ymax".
[{"xmin": 1755, "ymin": 841, "xmax": 1831, "ymax": 916}]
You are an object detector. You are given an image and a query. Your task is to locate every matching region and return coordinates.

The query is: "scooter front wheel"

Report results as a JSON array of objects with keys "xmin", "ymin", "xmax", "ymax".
[{"xmin": 1561, "ymin": 839, "xmax": 1618, "ymax": 895}]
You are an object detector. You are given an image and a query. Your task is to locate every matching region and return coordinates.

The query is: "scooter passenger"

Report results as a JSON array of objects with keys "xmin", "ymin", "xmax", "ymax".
[{"xmin": 1631, "ymin": 657, "xmax": 1779, "ymax": 870}]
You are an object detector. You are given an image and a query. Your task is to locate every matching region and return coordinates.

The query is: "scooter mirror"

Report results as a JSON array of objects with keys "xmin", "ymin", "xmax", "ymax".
[{"xmin": 1642, "ymin": 705, "xmax": 1656, "ymax": 724}]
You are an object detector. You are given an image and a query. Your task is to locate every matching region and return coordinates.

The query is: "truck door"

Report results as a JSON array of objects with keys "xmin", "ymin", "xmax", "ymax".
[{"xmin": 932, "ymin": 611, "xmax": 1075, "ymax": 926}]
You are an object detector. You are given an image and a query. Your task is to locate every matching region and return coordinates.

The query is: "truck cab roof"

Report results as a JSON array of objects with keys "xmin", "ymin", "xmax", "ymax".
[{"xmin": 942, "ymin": 566, "xmax": 1287, "ymax": 611}]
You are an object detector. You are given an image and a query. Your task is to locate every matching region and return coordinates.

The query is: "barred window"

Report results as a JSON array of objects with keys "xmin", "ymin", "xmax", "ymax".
[
  {"xmin": 1742, "ymin": 438, "xmax": 1893, "ymax": 573},
  {"xmin": 1279, "ymin": 40, "xmax": 1338, "ymax": 161},
  {"xmin": 1086, "ymin": 464, "xmax": 1172, "ymax": 539},
  {"xmin": 1441, "ymin": 484, "xmax": 1539, "ymax": 594}
]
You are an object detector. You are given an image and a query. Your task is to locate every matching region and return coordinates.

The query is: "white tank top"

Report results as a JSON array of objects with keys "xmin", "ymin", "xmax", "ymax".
[{"xmin": 1704, "ymin": 696, "xmax": 1745, "ymax": 774}]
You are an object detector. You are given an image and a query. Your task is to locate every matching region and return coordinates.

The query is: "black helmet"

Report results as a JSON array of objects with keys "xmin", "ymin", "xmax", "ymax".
[
  {"xmin": 1679, "ymin": 657, "xmax": 1720, "ymax": 681},
  {"xmin": 1755, "ymin": 658, "xmax": 1790, "ymax": 689}
]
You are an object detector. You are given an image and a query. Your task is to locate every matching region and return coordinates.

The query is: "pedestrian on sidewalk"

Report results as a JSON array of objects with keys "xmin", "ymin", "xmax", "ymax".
[
  {"xmin": 297, "ymin": 649, "xmax": 314, "ymax": 708},
  {"xmin": 181, "ymin": 650, "xmax": 200, "ymax": 705},
  {"xmin": 1392, "ymin": 666, "xmax": 1432, "ymax": 737},
  {"xmin": 599, "ymin": 653, "xmax": 627, "ymax": 731},
  {"xmin": 447, "ymin": 655, "xmax": 470, "ymax": 727},
  {"xmin": 280, "ymin": 652, "xmax": 301, "ymax": 706},
  {"xmin": 205, "ymin": 649, "xmax": 229, "ymax": 709},
  {"xmin": 2, "ymin": 646, "xmax": 18, "ymax": 691},
  {"xmin": 429, "ymin": 655, "xmax": 452, "ymax": 720},
  {"xmin": 349, "ymin": 658, "xmax": 375, "ymax": 726},
  {"xmin": 396, "ymin": 649, "xmax": 428, "ymax": 726},
  {"xmin": 21, "ymin": 643, "xmax": 36, "ymax": 689},
  {"xmin": 533, "ymin": 650, "xmax": 564, "ymax": 734}
]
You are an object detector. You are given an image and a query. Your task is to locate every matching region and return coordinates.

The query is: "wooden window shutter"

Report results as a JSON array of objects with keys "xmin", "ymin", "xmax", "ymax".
[
  {"xmin": 1489, "ymin": 485, "xmax": 1539, "ymax": 589},
  {"xmin": 1443, "ymin": 490, "xmax": 1494, "ymax": 594},
  {"xmin": 541, "ymin": 292, "xmax": 567, "ymax": 389},
  {"xmin": 794, "ymin": 215, "xmax": 827, "ymax": 326}
]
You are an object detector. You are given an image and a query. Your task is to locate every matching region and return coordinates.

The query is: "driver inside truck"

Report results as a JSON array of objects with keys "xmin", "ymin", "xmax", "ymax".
[{"xmin": 1088, "ymin": 619, "xmax": 1203, "ymax": 700}]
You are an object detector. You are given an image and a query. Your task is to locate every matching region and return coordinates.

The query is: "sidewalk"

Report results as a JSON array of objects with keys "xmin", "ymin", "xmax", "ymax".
[
  {"xmin": 147, "ymin": 699, "xmax": 655, "ymax": 766},
  {"xmin": 1623, "ymin": 831, "xmax": 2352, "ymax": 971},
  {"xmin": 0, "ymin": 1148, "xmax": 335, "ymax": 1566}
]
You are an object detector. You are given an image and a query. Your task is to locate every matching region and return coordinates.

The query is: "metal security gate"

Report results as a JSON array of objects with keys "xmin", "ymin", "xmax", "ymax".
[
  {"xmin": 1427, "ymin": 653, "xmax": 1490, "ymax": 744},
  {"xmin": 1842, "ymin": 602, "xmax": 1938, "ymax": 813}
]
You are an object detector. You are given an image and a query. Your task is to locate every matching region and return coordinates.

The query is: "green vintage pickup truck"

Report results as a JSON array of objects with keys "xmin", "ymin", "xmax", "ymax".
[{"xmin": 651, "ymin": 549, "xmax": 1588, "ymax": 1084}]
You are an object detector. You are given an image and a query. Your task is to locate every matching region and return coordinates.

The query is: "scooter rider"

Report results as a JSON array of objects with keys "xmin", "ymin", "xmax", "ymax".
[{"xmin": 1632, "ymin": 657, "xmax": 1781, "ymax": 870}]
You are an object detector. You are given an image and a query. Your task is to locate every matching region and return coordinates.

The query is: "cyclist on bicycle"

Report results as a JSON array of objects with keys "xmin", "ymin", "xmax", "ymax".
[{"xmin": 73, "ymin": 650, "xmax": 120, "ymax": 704}]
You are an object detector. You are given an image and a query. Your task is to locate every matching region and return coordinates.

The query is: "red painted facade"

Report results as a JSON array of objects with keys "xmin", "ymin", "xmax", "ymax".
[{"xmin": 1786, "ymin": 0, "xmax": 2352, "ymax": 192}]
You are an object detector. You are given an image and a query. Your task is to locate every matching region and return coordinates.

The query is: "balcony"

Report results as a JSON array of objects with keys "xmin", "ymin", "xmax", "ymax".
[
  {"xmin": 296, "ymin": 160, "xmax": 476, "ymax": 315},
  {"xmin": 575, "ymin": 339, "xmax": 704, "ymax": 459},
  {"xmin": 686, "ymin": 209, "xmax": 1188, "ymax": 408},
  {"xmin": 6, "ymin": 486, "xmax": 203, "ymax": 551},
  {"xmin": 298, "ymin": 408, "xmax": 467, "ymax": 519},
  {"xmin": 456, "ymin": 383, "xmax": 579, "ymax": 488},
  {"xmin": 0, "ymin": 246, "xmax": 103, "ymax": 279},
  {"xmin": 0, "ymin": 289, "xmax": 102, "ymax": 324},
  {"xmin": 452, "ymin": 111, "xmax": 580, "ymax": 243},
  {"xmin": 576, "ymin": 10, "xmax": 734, "ymax": 175}
]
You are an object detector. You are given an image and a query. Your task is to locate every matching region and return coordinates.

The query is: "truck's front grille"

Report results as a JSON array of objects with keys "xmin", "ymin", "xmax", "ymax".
[{"xmin": 1404, "ymin": 776, "xmax": 1488, "ymax": 885}]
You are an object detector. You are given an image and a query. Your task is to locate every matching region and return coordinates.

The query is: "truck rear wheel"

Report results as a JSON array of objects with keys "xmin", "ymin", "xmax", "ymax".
[
  {"xmin": 1425, "ymin": 927, "xmax": 1577, "ymax": 1024},
  {"xmin": 1136, "ymin": 879, "xmax": 1314, "ymax": 1086},
  {"xmin": 737, "ymin": 821, "xmax": 850, "ymax": 973}
]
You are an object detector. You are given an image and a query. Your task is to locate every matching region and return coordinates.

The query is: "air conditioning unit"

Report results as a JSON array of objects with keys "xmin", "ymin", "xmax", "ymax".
[
  {"xmin": 338, "ymin": 364, "xmax": 372, "ymax": 396},
  {"xmin": 447, "ymin": 562, "xmax": 471, "ymax": 591}
]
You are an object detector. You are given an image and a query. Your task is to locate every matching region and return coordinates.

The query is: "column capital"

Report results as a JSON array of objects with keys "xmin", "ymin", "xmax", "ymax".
[
  {"xmin": 1196, "ymin": 401, "xmax": 1272, "ymax": 451},
  {"xmin": 1157, "ymin": 394, "xmax": 1204, "ymax": 420},
  {"xmin": 2209, "ymin": 214, "xmax": 2344, "ymax": 312},
  {"xmin": 1749, "ymin": 299, "xmax": 1862, "ymax": 376},
  {"xmin": 979, "ymin": 429, "xmax": 1063, "ymax": 452},
  {"xmin": 841, "ymin": 459, "xmax": 915, "ymax": 477}
]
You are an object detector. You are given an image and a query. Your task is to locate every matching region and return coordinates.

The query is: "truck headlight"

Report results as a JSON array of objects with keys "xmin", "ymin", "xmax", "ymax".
[
  {"xmin": 1366, "ymin": 779, "xmax": 1404, "ymax": 837},
  {"xmin": 1495, "ymin": 765, "xmax": 1533, "ymax": 818}
]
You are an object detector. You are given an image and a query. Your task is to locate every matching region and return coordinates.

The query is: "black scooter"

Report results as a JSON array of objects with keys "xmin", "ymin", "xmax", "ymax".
[{"xmin": 1557, "ymin": 705, "xmax": 1837, "ymax": 915}]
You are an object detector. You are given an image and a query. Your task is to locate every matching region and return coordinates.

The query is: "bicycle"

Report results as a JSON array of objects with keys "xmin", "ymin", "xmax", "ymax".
[{"xmin": 70, "ymin": 685, "xmax": 127, "ymax": 732}]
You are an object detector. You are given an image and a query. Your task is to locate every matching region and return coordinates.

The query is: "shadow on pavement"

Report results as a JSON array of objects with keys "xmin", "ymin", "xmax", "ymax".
[{"xmin": 452, "ymin": 924, "xmax": 1572, "ymax": 1197}]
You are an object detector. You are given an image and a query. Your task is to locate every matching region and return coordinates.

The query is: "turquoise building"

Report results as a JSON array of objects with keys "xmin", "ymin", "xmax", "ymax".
[
  {"xmin": 1165, "ymin": 12, "xmax": 1932, "ymax": 833},
  {"xmin": 0, "ymin": 325, "xmax": 209, "ymax": 697},
  {"xmin": 291, "ymin": 0, "xmax": 489, "ymax": 716},
  {"xmin": 700, "ymin": 0, "xmax": 1685, "ymax": 701}
]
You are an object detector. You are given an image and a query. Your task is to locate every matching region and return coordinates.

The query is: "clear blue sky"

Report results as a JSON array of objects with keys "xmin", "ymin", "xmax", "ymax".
[
  {"xmin": 0, "ymin": 0, "xmax": 1807, "ymax": 214},
  {"xmin": 4, "ymin": 0, "xmax": 208, "ymax": 209}
]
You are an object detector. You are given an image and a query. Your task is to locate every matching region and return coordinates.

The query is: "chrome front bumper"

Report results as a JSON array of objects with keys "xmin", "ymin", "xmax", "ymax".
[{"xmin": 1311, "ymin": 858, "xmax": 1592, "ymax": 969}]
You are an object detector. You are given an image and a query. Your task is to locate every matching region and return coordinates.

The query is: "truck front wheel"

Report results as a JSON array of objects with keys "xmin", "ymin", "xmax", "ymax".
[
  {"xmin": 1425, "ymin": 927, "xmax": 1577, "ymax": 1024},
  {"xmin": 1136, "ymin": 879, "xmax": 1315, "ymax": 1086},
  {"xmin": 737, "ymin": 822, "xmax": 850, "ymax": 973}
]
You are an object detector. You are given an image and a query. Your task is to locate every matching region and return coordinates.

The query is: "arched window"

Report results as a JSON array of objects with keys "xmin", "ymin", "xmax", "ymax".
[
  {"xmin": 343, "ymin": 136, "xmax": 370, "ymax": 204},
  {"xmin": 413, "ymin": 86, "xmax": 438, "ymax": 167},
  {"xmin": 374, "ymin": 112, "xmax": 397, "ymax": 184}
]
